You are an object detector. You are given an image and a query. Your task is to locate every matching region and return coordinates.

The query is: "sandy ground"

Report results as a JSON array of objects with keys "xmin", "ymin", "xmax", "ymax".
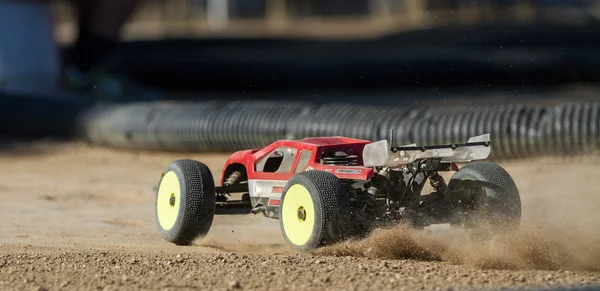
[{"xmin": 1, "ymin": 141, "xmax": 600, "ymax": 291}]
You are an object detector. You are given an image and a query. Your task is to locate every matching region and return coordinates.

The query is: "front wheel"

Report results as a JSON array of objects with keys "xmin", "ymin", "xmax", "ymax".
[
  {"xmin": 155, "ymin": 159, "xmax": 216, "ymax": 245},
  {"xmin": 446, "ymin": 161, "xmax": 521, "ymax": 233},
  {"xmin": 279, "ymin": 170, "xmax": 351, "ymax": 252}
]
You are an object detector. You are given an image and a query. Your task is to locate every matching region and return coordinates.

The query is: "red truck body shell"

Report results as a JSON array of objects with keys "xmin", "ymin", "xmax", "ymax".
[{"xmin": 220, "ymin": 136, "xmax": 376, "ymax": 185}]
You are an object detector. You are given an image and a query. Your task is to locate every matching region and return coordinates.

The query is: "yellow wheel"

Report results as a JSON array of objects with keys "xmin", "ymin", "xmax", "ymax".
[
  {"xmin": 279, "ymin": 170, "xmax": 350, "ymax": 252},
  {"xmin": 155, "ymin": 159, "xmax": 216, "ymax": 245},
  {"xmin": 280, "ymin": 184, "xmax": 316, "ymax": 246},
  {"xmin": 156, "ymin": 171, "xmax": 182, "ymax": 231}
]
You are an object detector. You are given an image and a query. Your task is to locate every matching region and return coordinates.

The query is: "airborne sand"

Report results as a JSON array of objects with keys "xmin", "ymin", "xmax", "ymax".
[{"xmin": 0, "ymin": 141, "xmax": 599, "ymax": 290}]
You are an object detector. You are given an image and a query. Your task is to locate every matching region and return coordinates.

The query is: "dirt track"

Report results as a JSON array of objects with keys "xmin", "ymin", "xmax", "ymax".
[{"xmin": 1, "ymin": 141, "xmax": 600, "ymax": 291}]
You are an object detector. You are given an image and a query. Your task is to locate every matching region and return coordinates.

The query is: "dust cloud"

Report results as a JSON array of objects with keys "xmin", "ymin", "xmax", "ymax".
[{"xmin": 314, "ymin": 222, "xmax": 600, "ymax": 272}]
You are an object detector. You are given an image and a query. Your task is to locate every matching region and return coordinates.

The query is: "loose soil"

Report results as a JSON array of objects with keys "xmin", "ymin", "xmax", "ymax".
[{"xmin": 1, "ymin": 141, "xmax": 599, "ymax": 291}]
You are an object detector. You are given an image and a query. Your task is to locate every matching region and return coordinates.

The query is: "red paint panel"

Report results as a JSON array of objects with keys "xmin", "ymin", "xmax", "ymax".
[
  {"xmin": 451, "ymin": 162, "xmax": 459, "ymax": 171},
  {"xmin": 249, "ymin": 171, "xmax": 294, "ymax": 181},
  {"xmin": 271, "ymin": 186, "xmax": 284, "ymax": 193}
]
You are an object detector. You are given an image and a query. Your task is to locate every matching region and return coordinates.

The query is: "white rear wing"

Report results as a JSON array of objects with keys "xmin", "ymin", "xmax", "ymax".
[{"xmin": 362, "ymin": 134, "xmax": 491, "ymax": 167}]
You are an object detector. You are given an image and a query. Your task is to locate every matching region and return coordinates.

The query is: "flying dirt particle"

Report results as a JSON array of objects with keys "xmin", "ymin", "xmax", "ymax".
[
  {"xmin": 39, "ymin": 195, "xmax": 55, "ymax": 201},
  {"xmin": 228, "ymin": 280, "xmax": 241, "ymax": 289}
]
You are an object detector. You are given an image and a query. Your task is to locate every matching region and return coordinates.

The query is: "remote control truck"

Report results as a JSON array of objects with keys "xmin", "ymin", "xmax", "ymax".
[{"xmin": 154, "ymin": 133, "xmax": 521, "ymax": 251}]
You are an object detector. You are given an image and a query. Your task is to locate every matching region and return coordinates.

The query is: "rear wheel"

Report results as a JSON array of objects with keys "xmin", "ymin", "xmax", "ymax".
[
  {"xmin": 279, "ymin": 170, "xmax": 351, "ymax": 252},
  {"xmin": 446, "ymin": 161, "xmax": 521, "ymax": 233},
  {"xmin": 155, "ymin": 159, "xmax": 216, "ymax": 245}
]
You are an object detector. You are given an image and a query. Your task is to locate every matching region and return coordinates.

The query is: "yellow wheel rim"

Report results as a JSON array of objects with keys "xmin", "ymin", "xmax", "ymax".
[
  {"xmin": 156, "ymin": 171, "xmax": 181, "ymax": 231},
  {"xmin": 281, "ymin": 184, "xmax": 315, "ymax": 246}
]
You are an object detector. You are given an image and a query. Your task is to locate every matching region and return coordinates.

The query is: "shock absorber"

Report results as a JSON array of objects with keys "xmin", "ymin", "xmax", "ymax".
[
  {"xmin": 367, "ymin": 168, "xmax": 391, "ymax": 196},
  {"xmin": 218, "ymin": 170, "xmax": 243, "ymax": 202},
  {"xmin": 429, "ymin": 172, "xmax": 447, "ymax": 194},
  {"xmin": 224, "ymin": 170, "xmax": 242, "ymax": 186}
]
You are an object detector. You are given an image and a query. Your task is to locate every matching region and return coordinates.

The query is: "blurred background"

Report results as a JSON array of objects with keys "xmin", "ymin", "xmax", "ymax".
[
  {"xmin": 49, "ymin": 0, "xmax": 600, "ymax": 100},
  {"xmin": 1, "ymin": 0, "xmax": 600, "ymax": 157},
  {"xmin": 2, "ymin": 0, "xmax": 600, "ymax": 100},
  {"xmin": 52, "ymin": 0, "xmax": 596, "ymax": 42}
]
